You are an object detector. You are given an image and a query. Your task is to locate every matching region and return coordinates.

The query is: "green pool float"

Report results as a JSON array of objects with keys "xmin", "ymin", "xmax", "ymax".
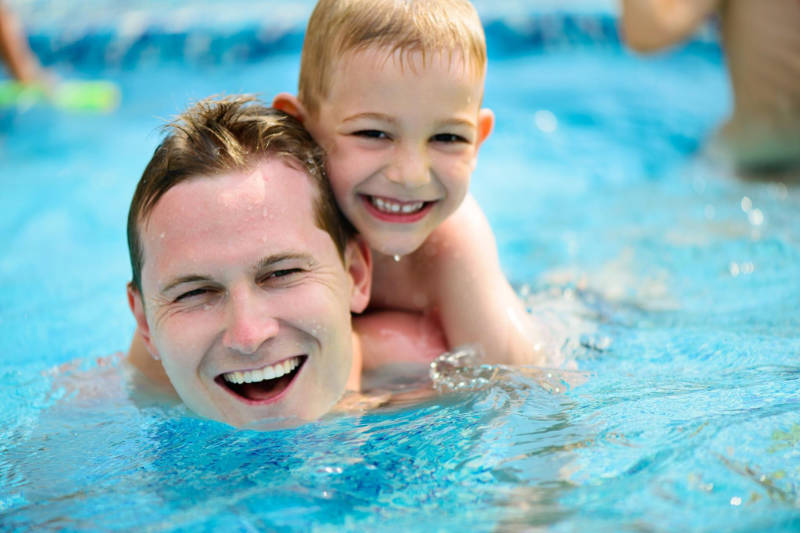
[{"xmin": 0, "ymin": 79, "xmax": 120, "ymax": 112}]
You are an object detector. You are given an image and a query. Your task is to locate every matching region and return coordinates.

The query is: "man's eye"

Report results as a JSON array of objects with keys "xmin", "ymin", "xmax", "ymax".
[
  {"xmin": 431, "ymin": 133, "xmax": 468, "ymax": 143},
  {"xmin": 353, "ymin": 130, "xmax": 389, "ymax": 140},
  {"xmin": 266, "ymin": 268, "xmax": 304, "ymax": 281},
  {"xmin": 174, "ymin": 288, "xmax": 209, "ymax": 302}
]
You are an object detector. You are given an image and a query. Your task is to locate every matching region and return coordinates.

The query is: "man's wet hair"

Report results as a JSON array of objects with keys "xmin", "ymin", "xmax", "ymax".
[{"xmin": 127, "ymin": 94, "xmax": 355, "ymax": 293}]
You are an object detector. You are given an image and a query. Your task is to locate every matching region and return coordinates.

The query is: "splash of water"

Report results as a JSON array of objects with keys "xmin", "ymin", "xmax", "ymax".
[{"xmin": 429, "ymin": 344, "xmax": 586, "ymax": 394}]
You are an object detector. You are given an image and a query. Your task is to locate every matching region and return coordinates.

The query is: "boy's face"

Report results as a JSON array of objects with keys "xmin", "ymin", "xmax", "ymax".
[
  {"xmin": 304, "ymin": 47, "xmax": 494, "ymax": 257},
  {"xmin": 128, "ymin": 158, "xmax": 368, "ymax": 428}
]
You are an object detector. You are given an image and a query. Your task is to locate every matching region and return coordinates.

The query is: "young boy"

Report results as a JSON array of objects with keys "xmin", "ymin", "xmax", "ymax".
[{"xmin": 273, "ymin": 0, "xmax": 549, "ymax": 367}]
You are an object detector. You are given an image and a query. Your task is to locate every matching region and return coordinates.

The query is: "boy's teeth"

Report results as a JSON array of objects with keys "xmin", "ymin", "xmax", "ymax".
[
  {"xmin": 370, "ymin": 197, "xmax": 425, "ymax": 214},
  {"xmin": 223, "ymin": 356, "xmax": 301, "ymax": 385}
]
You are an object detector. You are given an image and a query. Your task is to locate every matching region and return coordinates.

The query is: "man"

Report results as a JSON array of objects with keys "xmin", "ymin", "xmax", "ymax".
[{"xmin": 126, "ymin": 95, "xmax": 446, "ymax": 428}]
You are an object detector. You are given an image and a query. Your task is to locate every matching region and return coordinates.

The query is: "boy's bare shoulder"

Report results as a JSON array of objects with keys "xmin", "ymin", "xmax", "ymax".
[{"xmin": 414, "ymin": 193, "xmax": 498, "ymax": 271}]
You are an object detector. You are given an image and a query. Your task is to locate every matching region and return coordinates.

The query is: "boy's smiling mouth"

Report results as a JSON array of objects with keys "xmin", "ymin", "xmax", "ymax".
[
  {"xmin": 216, "ymin": 355, "xmax": 306, "ymax": 404},
  {"xmin": 361, "ymin": 194, "xmax": 435, "ymax": 223}
]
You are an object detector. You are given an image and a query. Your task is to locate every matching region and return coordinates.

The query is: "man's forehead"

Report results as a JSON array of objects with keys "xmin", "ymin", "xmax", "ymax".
[
  {"xmin": 138, "ymin": 159, "xmax": 329, "ymax": 280},
  {"xmin": 145, "ymin": 159, "xmax": 314, "ymax": 226}
]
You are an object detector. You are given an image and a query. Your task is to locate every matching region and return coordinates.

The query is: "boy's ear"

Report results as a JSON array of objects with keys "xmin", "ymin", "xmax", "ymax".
[
  {"xmin": 127, "ymin": 282, "xmax": 160, "ymax": 360},
  {"xmin": 470, "ymin": 108, "xmax": 495, "ymax": 171},
  {"xmin": 476, "ymin": 108, "xmax": 495, "ymax": 149},
  {"xmin": 272, "ymin": 93, "xmax": 308, "ymax": 123},
  {"xmin": 344, "ymin": 236, "xmax": 372, "ymax": 314}
]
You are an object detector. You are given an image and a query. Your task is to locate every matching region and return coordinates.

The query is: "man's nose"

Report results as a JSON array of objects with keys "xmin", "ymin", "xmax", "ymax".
[
  {"xmin": 222, "ymin": 290, "xmax": 279, "ymax": 355},
  {"xmin": 385, "ymin": 143, "xmax": 431, "ymax": 188}
]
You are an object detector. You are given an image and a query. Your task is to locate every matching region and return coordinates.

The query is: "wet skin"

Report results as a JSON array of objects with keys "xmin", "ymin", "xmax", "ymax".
[{"xmin": 128, "ymin": 158, "xmax": 370, "ymax": 427}]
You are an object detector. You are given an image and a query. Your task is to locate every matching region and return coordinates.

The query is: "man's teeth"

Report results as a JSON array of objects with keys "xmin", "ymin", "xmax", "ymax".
[
  {"xmin": 370, "ymin": 196, "xmax": 425, "ymax": 214},
  {"xmin": 223, "ymin": 356, "xmax": 301, "ymax": 385}
]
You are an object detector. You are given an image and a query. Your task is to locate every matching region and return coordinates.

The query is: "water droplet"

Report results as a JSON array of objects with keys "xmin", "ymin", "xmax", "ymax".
[
  {"xmin": 730, "ymin": 496, "xmax": 742, "ymax": 506},
  {"xmin": 393, "ymin": 254, "xmax": 401, "ymax": 262},
  {"xmin": 534, "ymin": 109, "xmax": 558, "ymax": 133},
  {"xmin": 748, "ymin": 208, "xmax": 764, "ymax": 226}
]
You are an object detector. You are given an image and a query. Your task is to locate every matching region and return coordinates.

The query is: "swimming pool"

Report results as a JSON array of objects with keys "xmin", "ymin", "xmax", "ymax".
[{"xmin": 2, "ymin": 0, "xmax": 799, "ymax": 530}]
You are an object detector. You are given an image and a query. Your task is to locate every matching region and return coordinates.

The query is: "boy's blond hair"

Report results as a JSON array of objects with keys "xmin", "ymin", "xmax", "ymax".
[{"xmin": 298, "ymin": 0, "xmax": 487, "ymax": 117}]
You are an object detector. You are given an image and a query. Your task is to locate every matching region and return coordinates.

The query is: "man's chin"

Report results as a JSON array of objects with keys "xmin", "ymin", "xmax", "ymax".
[
  {"xmin": 187, "ymin": 394, "xmax": 339, "ymax": 430},
  {"xmin": 240, "ymin": 414, "xmax": 309, "ymax": 431}
]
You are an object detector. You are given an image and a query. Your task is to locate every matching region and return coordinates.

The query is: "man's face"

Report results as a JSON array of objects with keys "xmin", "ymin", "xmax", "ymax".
[
  {"xmin": 304, "ymin": 47, "xmax": 494, "ymax": 257},
  {"xmin": 129, "ymin": 158, "xmax": 368, "ymax": 427}
]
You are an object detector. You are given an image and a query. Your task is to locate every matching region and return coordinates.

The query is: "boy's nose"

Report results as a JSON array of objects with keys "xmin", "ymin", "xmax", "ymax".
[
  {"xmin": 385, "ymin": 144, "xmax": 431, "ymax": 188},
  {"xmin": 222, "ymin": 290, "xmax": 279, "ymax": 355}
]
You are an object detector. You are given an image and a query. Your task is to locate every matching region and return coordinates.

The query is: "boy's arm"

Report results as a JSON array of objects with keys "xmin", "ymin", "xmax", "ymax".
[
  {"xmin": 354, "ymin": 310, "xmax": 447, "ymax": 372},
  {"xmin": 424, "ymin": 195, "xmax": 546, "ymax": 366},
  {"xmin": 619, "ymin": 0, "xmax": 719, "ymax": 52},
  {"xmin": 127, "ymin": 311, "xmax": 446, "ymax": 392}
]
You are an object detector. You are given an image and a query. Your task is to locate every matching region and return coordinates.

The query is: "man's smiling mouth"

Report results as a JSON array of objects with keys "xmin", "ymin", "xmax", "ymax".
[{"xmin": 216, "ymin": 355, "xmax": 306, "ymax": 403}]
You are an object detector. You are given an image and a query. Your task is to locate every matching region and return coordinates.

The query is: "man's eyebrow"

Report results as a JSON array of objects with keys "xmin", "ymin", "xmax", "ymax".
[
  {"xmin": 160, "ymin": 275, "xmax": 212, "ymax": 295},
  {"xmin": 254, "ymin": 252, "xmax": 314, "ymax": 271},
  {"xmin": 158, "ymin": 253, "xmax": 314, "ymax": 294}
]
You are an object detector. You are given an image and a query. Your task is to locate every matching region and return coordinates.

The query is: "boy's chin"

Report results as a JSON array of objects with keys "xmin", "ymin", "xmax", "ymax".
[{"xmin": 370, "ymin": 236, "xmax": 428, "ymax": 258}]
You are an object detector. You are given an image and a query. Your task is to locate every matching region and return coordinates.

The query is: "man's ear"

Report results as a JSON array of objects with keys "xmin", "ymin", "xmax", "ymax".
[
  {"xmin": 127, "ymin": 282, "xmax": 160, "ymax": 359},
  {"xmin": 344, "ymin": 236, "xmax": 372, "ymax": 314},
  {"xmin": 272, "ymin": 93, "xmax": 308, "ymax": 123}
]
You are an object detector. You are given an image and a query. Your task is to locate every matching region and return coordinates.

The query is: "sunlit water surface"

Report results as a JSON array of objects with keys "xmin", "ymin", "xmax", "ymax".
[{"xmin": 1, "ymin": 1, "xmax": 799, "ymax": 530}]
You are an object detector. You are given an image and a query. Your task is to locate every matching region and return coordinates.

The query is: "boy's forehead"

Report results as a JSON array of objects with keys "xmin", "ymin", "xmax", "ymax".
[
  {"xmin": 312, "ymin": 45, "xmax": 485, "ymax": 115},
  {"xmin": 314, "ymin": 45, "xmax": 485, "ymax": 118},
  {"xmin": 338, "ymin": 45, "xmax": 484, "ymax": 81}
]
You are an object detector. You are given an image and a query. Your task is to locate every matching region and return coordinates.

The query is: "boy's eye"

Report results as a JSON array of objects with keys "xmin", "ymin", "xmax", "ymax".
[
  {"xmin": 431, "ymin": 133, "xmax": 469, "ymax": 143},
  {"xmin": 353, "ymin": 129, "xmax": 389, "ymax": 140}
]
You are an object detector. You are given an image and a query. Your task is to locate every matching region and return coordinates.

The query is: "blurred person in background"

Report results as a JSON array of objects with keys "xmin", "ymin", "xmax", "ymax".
[
  {"xmin": 0, "ymin": 0, "xmax": 44, "ymax": 83},
  {"xmin": 620, "ymin": 0, "xmax": 800, "ymax": 175}
]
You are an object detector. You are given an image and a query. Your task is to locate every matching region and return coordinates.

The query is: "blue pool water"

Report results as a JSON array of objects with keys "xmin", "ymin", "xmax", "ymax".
[{"xmin": 2, "ymin": 1, "xmax": 799, "ymax": 530}]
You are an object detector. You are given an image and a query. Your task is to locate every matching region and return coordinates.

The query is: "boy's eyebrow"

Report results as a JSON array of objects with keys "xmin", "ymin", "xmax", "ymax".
[
  {"xmin": 341, "ymin": 112, "xmax": 397, "ymax": 124},
  {"xmin": 159, "ymin": 253, "xmax": 313, "ymax": 294},
  {"xmin": 342, "ymin": 113, "xmax": 476, "ymax": 129},
  {"xmin": 437, "ymin": 117, "xmax": 477, "ymax": 129}
]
